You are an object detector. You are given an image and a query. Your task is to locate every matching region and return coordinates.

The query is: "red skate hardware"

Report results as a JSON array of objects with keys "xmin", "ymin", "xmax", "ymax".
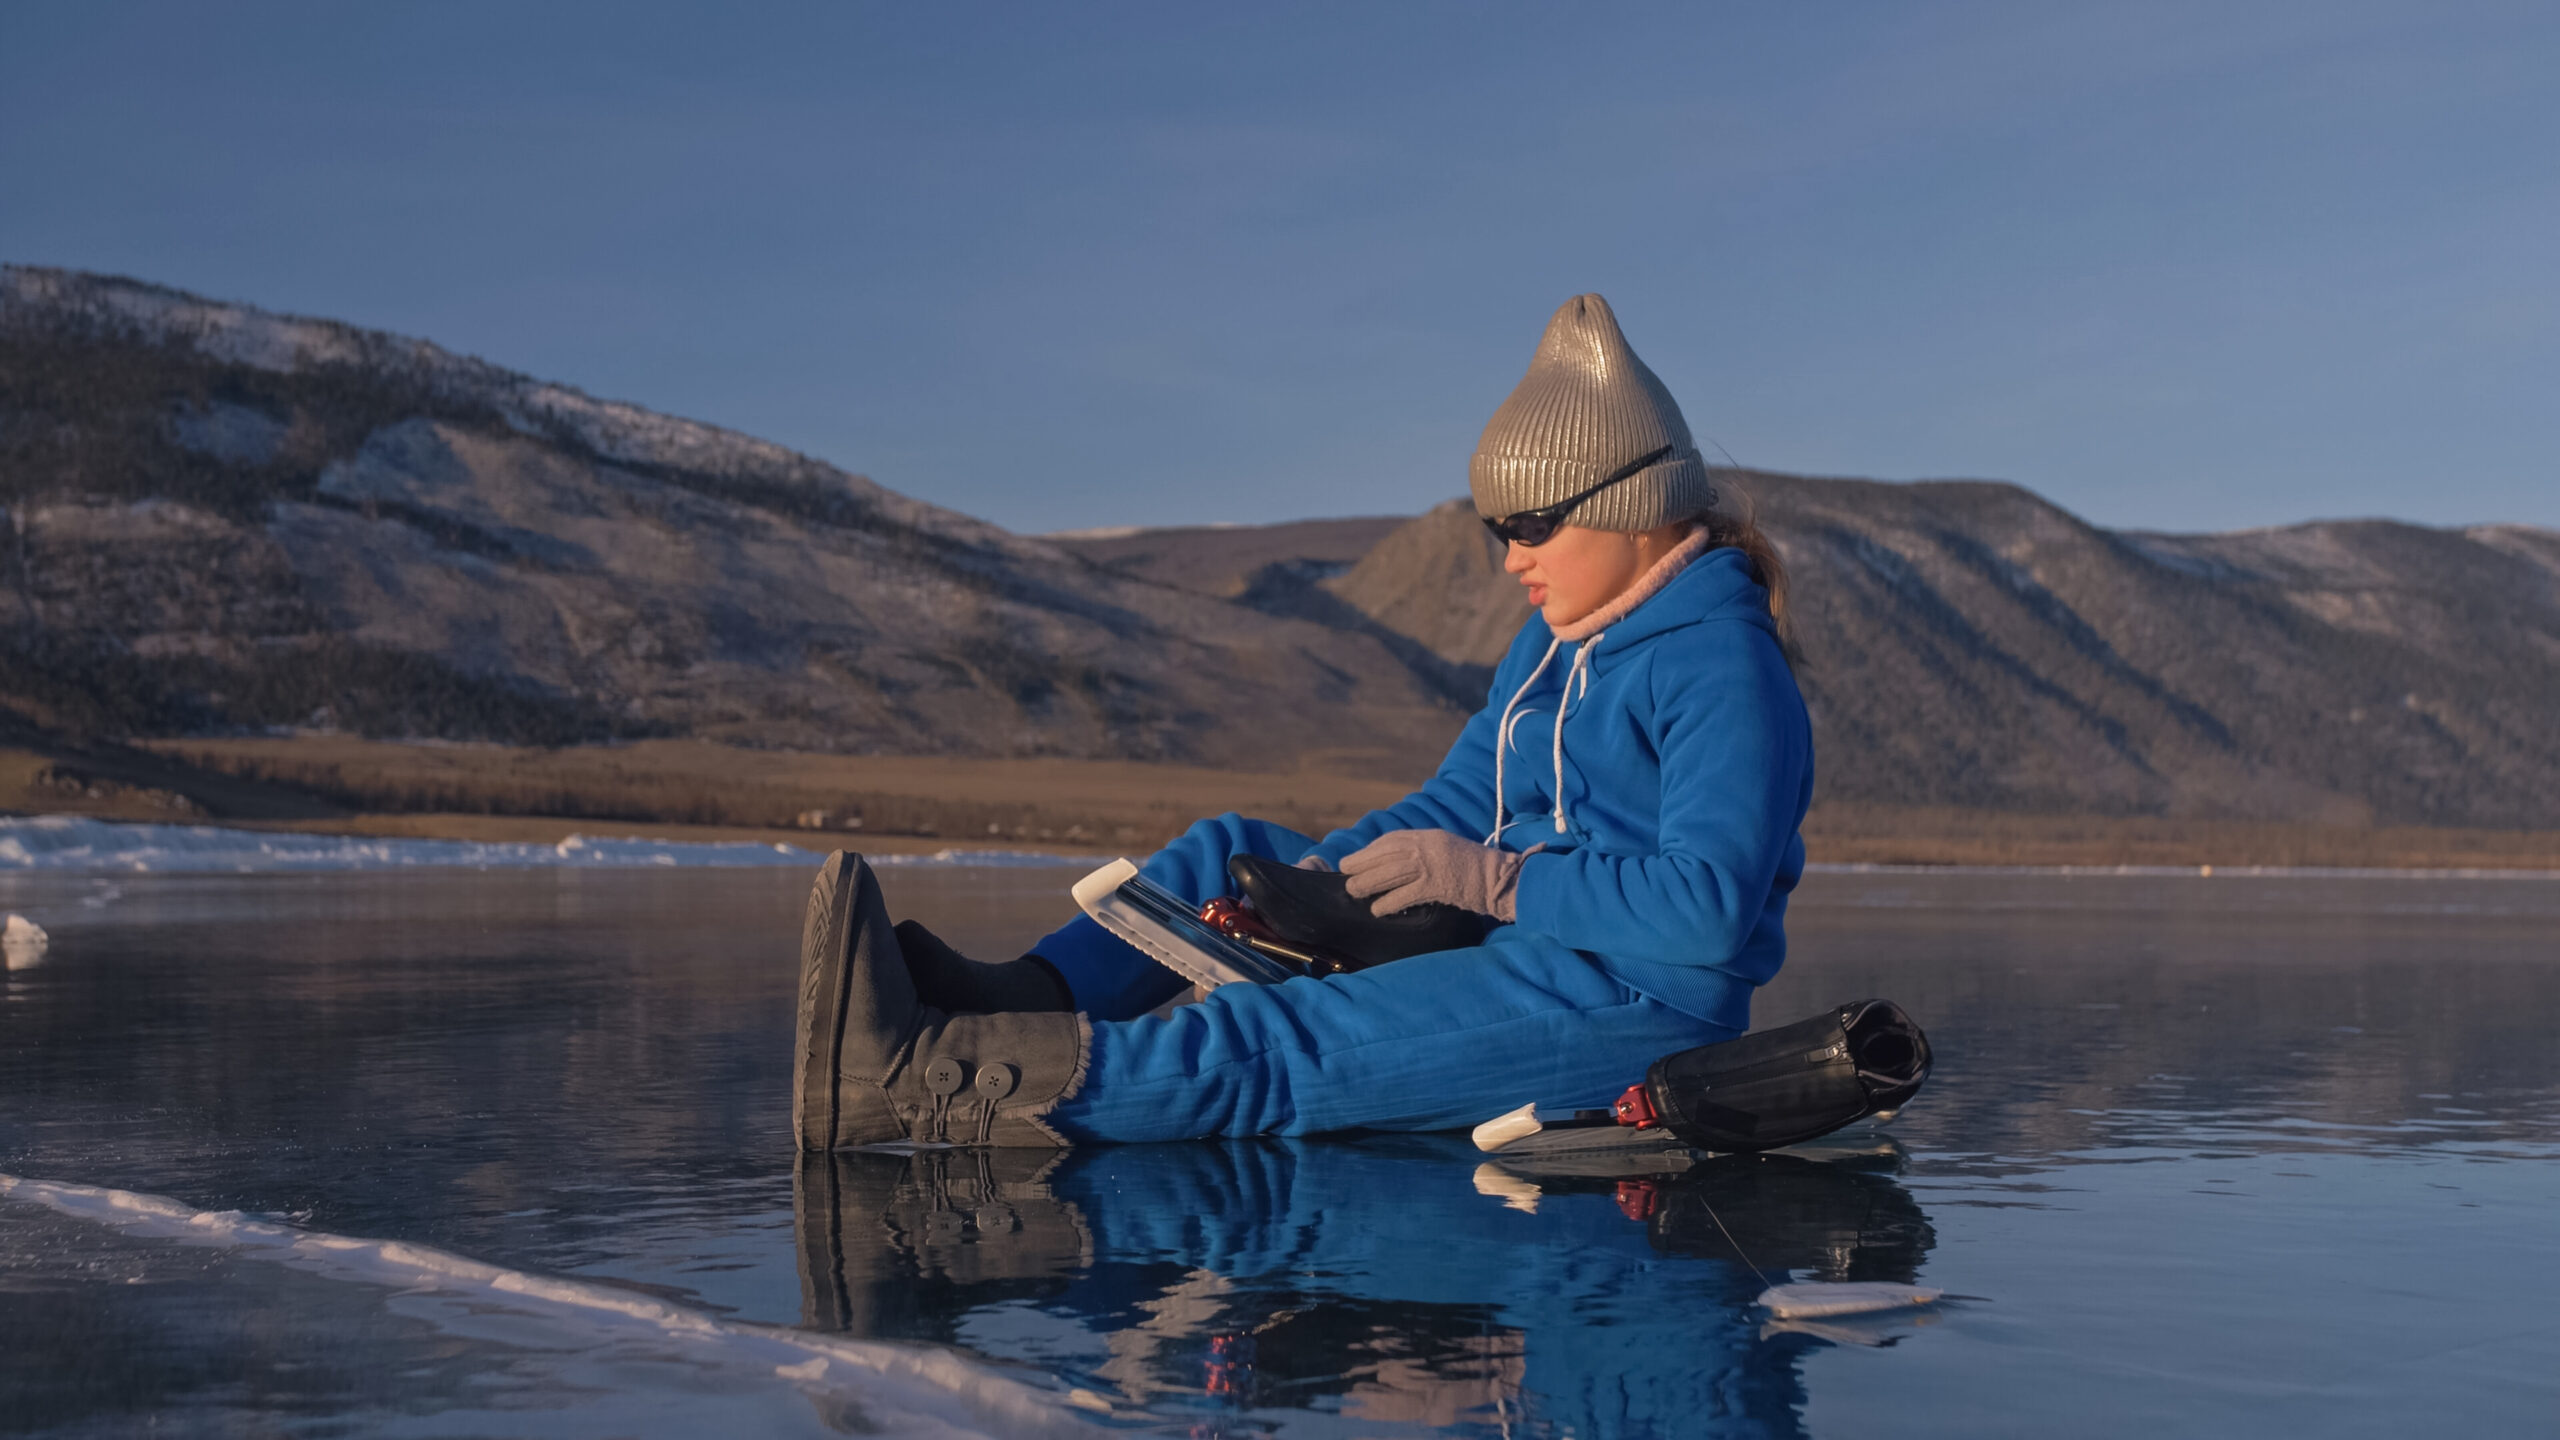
[{"xmin": 1612, "ymin": 1082, "xmax": 1660, "ymax": 1129}]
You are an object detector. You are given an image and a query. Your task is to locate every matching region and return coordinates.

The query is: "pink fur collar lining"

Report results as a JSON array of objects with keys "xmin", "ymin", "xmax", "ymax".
[{"xmin": 1549, "ymin": 527, "xmax": 1715, "ymax": 643}]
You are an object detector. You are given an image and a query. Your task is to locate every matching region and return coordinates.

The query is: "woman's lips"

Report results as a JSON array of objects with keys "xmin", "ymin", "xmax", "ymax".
[{"xmin": 1525, "ymin": 583, "xmax": 1548, "ymax": 607}]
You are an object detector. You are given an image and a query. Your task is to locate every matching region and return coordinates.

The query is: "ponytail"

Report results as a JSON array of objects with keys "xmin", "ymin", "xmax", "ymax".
[{"xmin": 1700, "ymin": 482, "xmax": 1795, "ymax": 661}]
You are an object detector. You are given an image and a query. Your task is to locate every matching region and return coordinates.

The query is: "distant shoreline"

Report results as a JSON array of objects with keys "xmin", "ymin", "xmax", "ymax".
[
  {"xmin": 6, "ymin": 733, "xmax": 2555, "ymax": 874},
  {"xmin": 8, "ymin": 812, "xmax": 2559, "ymax": 882},
  {"xmin": 1801, "ymin": 803, "xmax": 2560, "ymax": 872}
]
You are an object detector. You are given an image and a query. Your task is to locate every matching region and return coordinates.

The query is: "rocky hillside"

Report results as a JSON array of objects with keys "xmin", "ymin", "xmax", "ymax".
[
  {"xmin": 1046, "ymin": 516, "xmax": 1405, "ymax": 598},
  {"xmin": 1309, "ymin": 474, "xmax": 2560, "ymax": 829},
  {"xmin": 0, "ymin": 267, "xmax": 1466, "ymax": 774},
  {"xmin": 8, "ymin": 266, "xmax": 2556, "ymax": 829},
  {"xmin": 1319, "ymin": 499, "xmax": 1523, "ymax": 668}
]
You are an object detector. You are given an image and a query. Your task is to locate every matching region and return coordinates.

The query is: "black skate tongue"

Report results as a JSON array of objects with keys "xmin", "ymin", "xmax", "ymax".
[{"xmin": 1226, "ymin": 853, "xmax": 1491, "ymax": 970}]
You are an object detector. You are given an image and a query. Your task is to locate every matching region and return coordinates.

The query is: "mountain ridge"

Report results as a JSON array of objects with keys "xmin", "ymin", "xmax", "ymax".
[
  {"xmin": 7, "ymin": 265, "xmax": 2558, "ymax": 829},
  {"xmin": 1064, "ymin": 480, "xmax": 2560, "ymax": 828},
  {"xmin": 0, "ymin": 265, "xmax": 1469, "ymax": 773}
]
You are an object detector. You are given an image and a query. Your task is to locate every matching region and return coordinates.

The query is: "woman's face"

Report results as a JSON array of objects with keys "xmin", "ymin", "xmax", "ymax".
[{"xmin": 1503, "ymin": 523, "xmax": 1689, "ymax": 629}]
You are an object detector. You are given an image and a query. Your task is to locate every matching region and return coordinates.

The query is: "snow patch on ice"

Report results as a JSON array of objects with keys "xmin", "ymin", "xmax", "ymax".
[
  {"xmin": 3, "ymin": 912, "xmax": 46, "ymax": 969},
  {"xmin": 0, "ymin": 817, "xmax": 1088, "ymax": 874},
  {"xmin": 0, "ymin": 1172, "xmax": 1109, "ymax": 1438}
]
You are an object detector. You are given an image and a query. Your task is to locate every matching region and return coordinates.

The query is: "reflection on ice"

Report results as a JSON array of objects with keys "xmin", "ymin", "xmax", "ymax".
[
  {"xmin": 4, "ymin": 865, "xmax": 2554, "ymax": 1436},
  {"xmin": 1760, "ymin": 1306, "xmax": 1946, "ymax": 1348},
  {"xmin": 795, "ymin": 1139, "xmax": 1940, "ymax": 1434},
  {"xmin": 0, "ymin": 1171, "xmax": 1112, "ymax": 1439}
]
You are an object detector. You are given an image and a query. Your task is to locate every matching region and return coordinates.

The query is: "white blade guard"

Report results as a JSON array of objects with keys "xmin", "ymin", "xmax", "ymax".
[{"xmin": 1071, "ymin": 859, "xmax": 1299, "ymax": 991}]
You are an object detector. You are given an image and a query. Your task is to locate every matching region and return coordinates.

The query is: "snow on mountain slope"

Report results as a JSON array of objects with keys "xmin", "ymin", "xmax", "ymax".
[
  {"xmin": 0, "ymin": 267, "xmax": 1468, "ymax": 771},
  {"xmin": 10, "ymin": 266, "xmax": 2558, "ymax": 826},
  {"xmin": 1315, "ymin": 473, "xmax": 2560, "ymax": 827},
  {"xmin": 0, "ymin": 265, "xmax": 1008, "ymax": 549}
]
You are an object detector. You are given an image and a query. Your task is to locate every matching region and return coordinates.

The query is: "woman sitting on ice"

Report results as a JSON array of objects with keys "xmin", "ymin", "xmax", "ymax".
[{"xmin": 794, "ymin": 293, "xmax": 1811, "ymax": 1148}]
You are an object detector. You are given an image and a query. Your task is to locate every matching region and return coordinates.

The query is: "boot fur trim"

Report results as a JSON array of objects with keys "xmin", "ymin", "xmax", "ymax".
[{"xmin": 1013, "ymin": 1012, "xmax": 1092, "ymax": 1145}]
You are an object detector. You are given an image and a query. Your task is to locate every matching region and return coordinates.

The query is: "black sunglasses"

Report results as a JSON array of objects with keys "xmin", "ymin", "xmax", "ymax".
[{"xmin": 1480, "ymin": 444, "xmax": 1676, "ymax": 547}]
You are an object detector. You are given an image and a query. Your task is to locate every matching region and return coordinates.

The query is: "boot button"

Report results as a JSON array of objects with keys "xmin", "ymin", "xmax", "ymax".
[
  {"xmin": 975, "ymin": 1063, "xmax": 1019, "ymax": 1101},
  {"xmin": 924, "ymin": 1057, "xmax": 969, "ymax": 1096}
]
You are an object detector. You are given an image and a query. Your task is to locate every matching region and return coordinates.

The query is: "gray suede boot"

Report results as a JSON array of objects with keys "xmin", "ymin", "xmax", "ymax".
[
  {"xmin": 893, "ymin": 920, "xmax": 1074, "ymax": 1014},
  {"xmin": 794, "ymin": 852, "xmax": 1087, "ymax": 1151}
]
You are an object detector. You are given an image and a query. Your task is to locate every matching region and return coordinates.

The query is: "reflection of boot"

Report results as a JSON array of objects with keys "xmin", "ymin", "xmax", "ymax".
[
  {"xmin": 795, "ymin": 1150, "xmax": 913, "ymax": 1334},
  {"xmin": 1646, "ymin": 1153, "xmax": 1933, "ymax": 1283},
  {"xmin": 894, "ymin": 1149, "xmax": 1092, "ymax": 1285},
  {"xmin": 793, "ymin": 853, "xmax": 1087, "ymax": 1150},
  {"xmin": 795, "ymin": 1148, "xmax": 1090, "ymax": 1337},
  {"xmin": 894, "ymin": 920, "xmax": 1073, "ymax": 1014}
]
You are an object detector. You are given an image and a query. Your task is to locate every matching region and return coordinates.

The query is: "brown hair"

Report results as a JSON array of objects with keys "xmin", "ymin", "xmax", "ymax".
[{"xmin": 1700, "ymin": 485, "xmax": 1794, "ymax": 659}]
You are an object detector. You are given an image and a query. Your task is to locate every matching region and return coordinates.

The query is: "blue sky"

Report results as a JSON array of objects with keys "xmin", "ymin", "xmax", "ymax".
[{"xmin": 5, "ymin": 2, "xmax": 2554, "ymax": 535}]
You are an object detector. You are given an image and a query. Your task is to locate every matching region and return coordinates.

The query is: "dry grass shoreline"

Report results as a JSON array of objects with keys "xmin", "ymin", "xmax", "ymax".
[
  {"xmin": 4, "ymin": 733, "xmax": 2556, "ymax": 872},
  {"xmin": 1802, "ymin": 805, "xmax": 2560, "ymax": 872},
  {"xmin": 134, "ymin": 736, "xmax": 1410, "ymax": 849}
]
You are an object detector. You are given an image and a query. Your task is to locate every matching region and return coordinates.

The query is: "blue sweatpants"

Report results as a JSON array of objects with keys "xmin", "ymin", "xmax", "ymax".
[{"xmin": 1035, "ymin": 814, "xmax": 1743, "ymax": 1142}]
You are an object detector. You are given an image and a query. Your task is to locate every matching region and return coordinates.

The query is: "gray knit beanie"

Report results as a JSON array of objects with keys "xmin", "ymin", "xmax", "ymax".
[{"xmin": 1469, "ymin": 293, "xmax": 1718, "ymax": 531}]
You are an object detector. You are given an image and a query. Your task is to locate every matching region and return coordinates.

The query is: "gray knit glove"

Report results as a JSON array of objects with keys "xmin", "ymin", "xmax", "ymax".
[{"xmin": 1339, "ymin": 829, "xmax": 1526, "ymax": 921}]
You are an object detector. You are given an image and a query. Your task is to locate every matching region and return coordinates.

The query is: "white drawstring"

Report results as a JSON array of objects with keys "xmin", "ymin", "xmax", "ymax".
[
  {"xmin": 1551, "ymin": 634, "xmax": 1601, "ymax": 833},
  {"xmin": 1485, "ymin": 530, "xmax": 1710, "ymax": 846},
  {"xmin": 1485, "ymin": 633, "xmax": 1603, "ymax": 844},
  {"xmin": 1485, "ymin": 637, "xmax": 1560, "ymax": 845}
]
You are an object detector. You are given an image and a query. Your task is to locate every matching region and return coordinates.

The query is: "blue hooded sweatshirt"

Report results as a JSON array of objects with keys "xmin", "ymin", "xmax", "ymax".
[{"xmin": 1304, "ymin": 545, "xmax": 1813, "ymax": 1029}]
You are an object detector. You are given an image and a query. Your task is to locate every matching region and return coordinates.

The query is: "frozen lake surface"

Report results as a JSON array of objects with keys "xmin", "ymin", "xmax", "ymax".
[{"xmin": 2, "ymin": 851, "xmax": 2556, "ymax": 1436}]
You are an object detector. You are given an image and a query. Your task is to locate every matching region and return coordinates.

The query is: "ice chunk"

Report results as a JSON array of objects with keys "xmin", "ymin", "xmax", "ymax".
[
  {"xmin": 1757, "ymin": 1281, "xmax": 1944, "ymax": 1318},
  {"xmin": 3, "ymin": 913, "xmax": 46, "ymax": 969}
]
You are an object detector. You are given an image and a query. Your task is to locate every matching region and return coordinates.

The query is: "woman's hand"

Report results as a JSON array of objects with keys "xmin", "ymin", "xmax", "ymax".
[{"xmin": 1339, "ymin": 830, "xmax": 1525, "ymax": 920}]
